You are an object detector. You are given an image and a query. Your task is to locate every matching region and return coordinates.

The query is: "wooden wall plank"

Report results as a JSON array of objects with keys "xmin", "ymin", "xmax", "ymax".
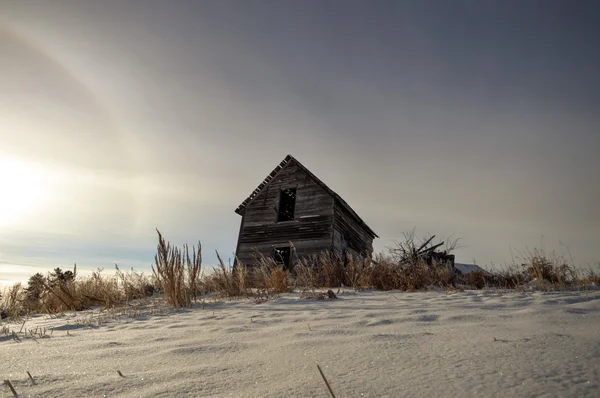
[{"xmin": 333, "ymin": 200, "xmax": 375, "ymax": 257}]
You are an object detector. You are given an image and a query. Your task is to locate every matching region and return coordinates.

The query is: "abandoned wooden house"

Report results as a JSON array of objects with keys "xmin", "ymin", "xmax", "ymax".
[{"xmin": 234, "ymin": 155, "xmax": 378, "ymax": 269}]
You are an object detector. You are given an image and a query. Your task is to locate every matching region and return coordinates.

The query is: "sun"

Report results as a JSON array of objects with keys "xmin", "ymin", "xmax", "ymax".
[{"xmin": 0, "ymin": 156, "xmax": 49, "ymax": 227}]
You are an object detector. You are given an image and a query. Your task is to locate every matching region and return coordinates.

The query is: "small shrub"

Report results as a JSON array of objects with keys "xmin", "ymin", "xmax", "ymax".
[
  {"xmin": 370, "ymin": 255, "xmax": 403, "ymax": 290},
  {"xmin": 466, "ymin": 270, "xmax": 486, "ymax": 289},
  {"xmin": 269, "ymin": 267, "xmax": 290, "ymax": 293}
]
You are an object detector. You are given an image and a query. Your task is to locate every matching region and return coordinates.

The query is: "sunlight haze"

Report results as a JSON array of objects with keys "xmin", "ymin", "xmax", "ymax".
[{"xmin": 1, "ymin": 0, "xmax": 598, "ymax": 285}]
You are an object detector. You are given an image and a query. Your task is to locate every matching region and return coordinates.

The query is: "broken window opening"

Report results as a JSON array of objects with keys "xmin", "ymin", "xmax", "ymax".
[
  {"xmin": 274, "ymin": 246, "xmax": 292, "ymax": 270},
  {"xmin": 277, "ymin": 188, "xmax": 296, "ymax": 222}
]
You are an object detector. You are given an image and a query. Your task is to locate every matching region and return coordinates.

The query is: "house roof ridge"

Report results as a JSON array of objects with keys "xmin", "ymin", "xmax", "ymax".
[{"xmin": 234, "ymin": 154, "xmax": 378, "ymax": 238}]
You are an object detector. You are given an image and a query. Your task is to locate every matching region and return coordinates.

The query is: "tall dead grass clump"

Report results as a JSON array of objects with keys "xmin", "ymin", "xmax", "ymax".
[
  {"xmin": 518, "ymin": 247, "xmax": 577, "ymax": 286},
  {"xmin": 390, "ymin": 259, "xmax": 452, "ymax": 291},
  {"xmin": 466, "ymin": 270, "xmax": 486, "ymax": 289},
  {"xmin": 152, "ymin": 229, "xmax": 202, "ymax": 308},
  {"xmin": 475, "ymin": 244, "xmax": 594, "ymax": 289},
  {"xmin": 115, "ymin": 265, "xmax": 156, "ymax": 300},
  {"xmin": 580, "ymin": 265, "xmax": 600, "ymax": 286},
  {"xmin": 205, "ymin": 251, "xmax": 249, "ymax": 297},
  {"xmin": 294, "ymin": 256, "xmax": 321, "ymax": 290},
  {"xmin": 488, "ymin": 243, "xmax": 580, "ymax": 289},
  {"xmin": 250, "ymin": 253, "xmax": 292, "ymax": 294},
  {"xmin": 483, "ymin": 264, "xmax": 523, "ymax": 289},
  {"xmin": 319, "ymin": 252, "xmax": 345, "ymax": 287},
  {"xmin": 75, "ymin": 269, "xmax": 122, "ymax": 308},
  {"xmin": 343, "ymin": 253, "xmax": 372, "ymax": 290},
  {"xmin": 73, "ymin": 267, "xmax": 154, "ymax": 308},
  {"xmin": 269, "ymin": 267, "xmax": 290, "ymax": 293},
  {"xmin": 248, "ymin": 253, "xmax": 274, "ymax": 292},
  {"xmin": 370, "ymin": 254, "xmax": 403, "ymax": 290}
]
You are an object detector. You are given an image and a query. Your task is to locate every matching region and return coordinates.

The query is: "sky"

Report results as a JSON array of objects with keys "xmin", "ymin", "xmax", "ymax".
[{"xmin": 1, "ymin": 0, "xmax": 599, "ymax": 285}]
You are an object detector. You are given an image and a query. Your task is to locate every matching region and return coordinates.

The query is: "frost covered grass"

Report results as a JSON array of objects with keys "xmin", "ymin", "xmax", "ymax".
[
  {"xmin": 0, "ymin": 265, "xmax": 157, "ymax": 321},
  {"xmin": 2, "ymin": 231, "xmax": 599, "ymax": 321},
  {"xmin": 1, "ymin": 289, "xmax": 599, "ymax": 397},
  {"xmin": 482, "ymin": 245, "xmax": 600, "ymax": 290}
]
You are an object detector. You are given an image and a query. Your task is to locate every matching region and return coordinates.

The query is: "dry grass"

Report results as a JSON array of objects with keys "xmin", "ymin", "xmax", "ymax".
[
  {"xmin": 466, "ymin": 270, "xmax": 487, "ymax": 289},
  {"xmin": 204, "ymin": 251, "xmax": 294, "ymax": 300},
  {"xmin": 370, "ymin": 253, "xmax": 455, "ymax": 291},
  {"xmin": 580, "ymin": 266, "xmax": 600, "ymax": 285},
  {"xmin": 467, "ymin": 244, "xmax": 600, "ymax": 291},
  {"xmin": 474, "ymin": 245, "xmax": 583, "ymax": 290},
  {"xmin": 250, "ymin": 253, "xmax": 293, "ymax": 294},
  {"xmin": 367, "ymin": 230, "xmax": 459, "ymax": 291},
  {"xmin": 1, "ymin": 265, "xmax": 156, "ymax": 319},
  {"xmin": 75, "ymin": 269, "xmax": 122, "ymax": 308},
  {"xmin": 293, "ymin": 252, "xmax": 372, "ymax": 291},
  {"xmin": 517, "ymin": 247, "xmax": 577, "ymax": 287},
  {"xmin": 152, "ymin": 229, "xmax": 202, "ymax": 308},
  {"xmin": 3, "ymin": 231, "xmax": 597, "ymax": 318},
  {"xmin": 343, "ymin": 253, "xmax": 372, "ymax": 290},
  {"xmin": 204, "ymin": 251, "xmax": 249, "ymax": 298},
  {"xmin": 294, "ymin": 259, "xmax": 321, "ymax": 291}
]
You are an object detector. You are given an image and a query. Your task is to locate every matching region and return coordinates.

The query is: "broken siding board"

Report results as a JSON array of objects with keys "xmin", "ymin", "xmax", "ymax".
[
  {"xmin": 239, "ymin": 239, "xmax": 332, "ymax": 253},
  {"xmin": 238, "ymin": 223, "xmax": 332, "ymax": 245}
]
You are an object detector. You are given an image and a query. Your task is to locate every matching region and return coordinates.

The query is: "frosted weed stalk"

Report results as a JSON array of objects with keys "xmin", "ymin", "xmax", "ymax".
[{"xmin": 152, "ymin": 229, "xmax": 202, "ymax": 308}]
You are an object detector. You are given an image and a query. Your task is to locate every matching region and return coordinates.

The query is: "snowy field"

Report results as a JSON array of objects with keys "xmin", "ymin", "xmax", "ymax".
[{"xmin": 2, "ymin": 289, "xmax": 599, "ymax": 397}]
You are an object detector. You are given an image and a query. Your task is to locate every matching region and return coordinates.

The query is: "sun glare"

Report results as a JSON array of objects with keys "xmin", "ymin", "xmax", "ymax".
[{"xmin": 0, "ymin": 156, "xmax": 50, "ymax": 227}]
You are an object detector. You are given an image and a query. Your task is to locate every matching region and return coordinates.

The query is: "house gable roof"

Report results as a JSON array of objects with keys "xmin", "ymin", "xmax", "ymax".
[{"xmin": 234, "ymin": 154, "xmax": 378, "ymax": 238}]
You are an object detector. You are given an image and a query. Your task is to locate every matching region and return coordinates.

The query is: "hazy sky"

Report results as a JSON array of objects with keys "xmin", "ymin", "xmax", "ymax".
[{"xmin": 1, "ymin": 0, "xmax": 599, "ymax": 284}]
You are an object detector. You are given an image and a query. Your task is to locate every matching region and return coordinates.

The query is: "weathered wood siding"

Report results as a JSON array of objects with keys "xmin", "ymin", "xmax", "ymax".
[
  {"xmin": 332, "ymin": 200, "xmax": 375, "ymax": 257},
  {"xmin": 236, "ymin": 160, "xmax": 334, "ymax": 266},
  {"xmin": 333, "ymin": 228, "xmax": 359, "ymax": 258}
]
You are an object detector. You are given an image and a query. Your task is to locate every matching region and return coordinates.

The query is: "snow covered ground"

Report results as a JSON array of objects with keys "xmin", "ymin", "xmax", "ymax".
[{"xmin": 2, "ymin": 289, "xmax": 599, "ymax": 397}]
